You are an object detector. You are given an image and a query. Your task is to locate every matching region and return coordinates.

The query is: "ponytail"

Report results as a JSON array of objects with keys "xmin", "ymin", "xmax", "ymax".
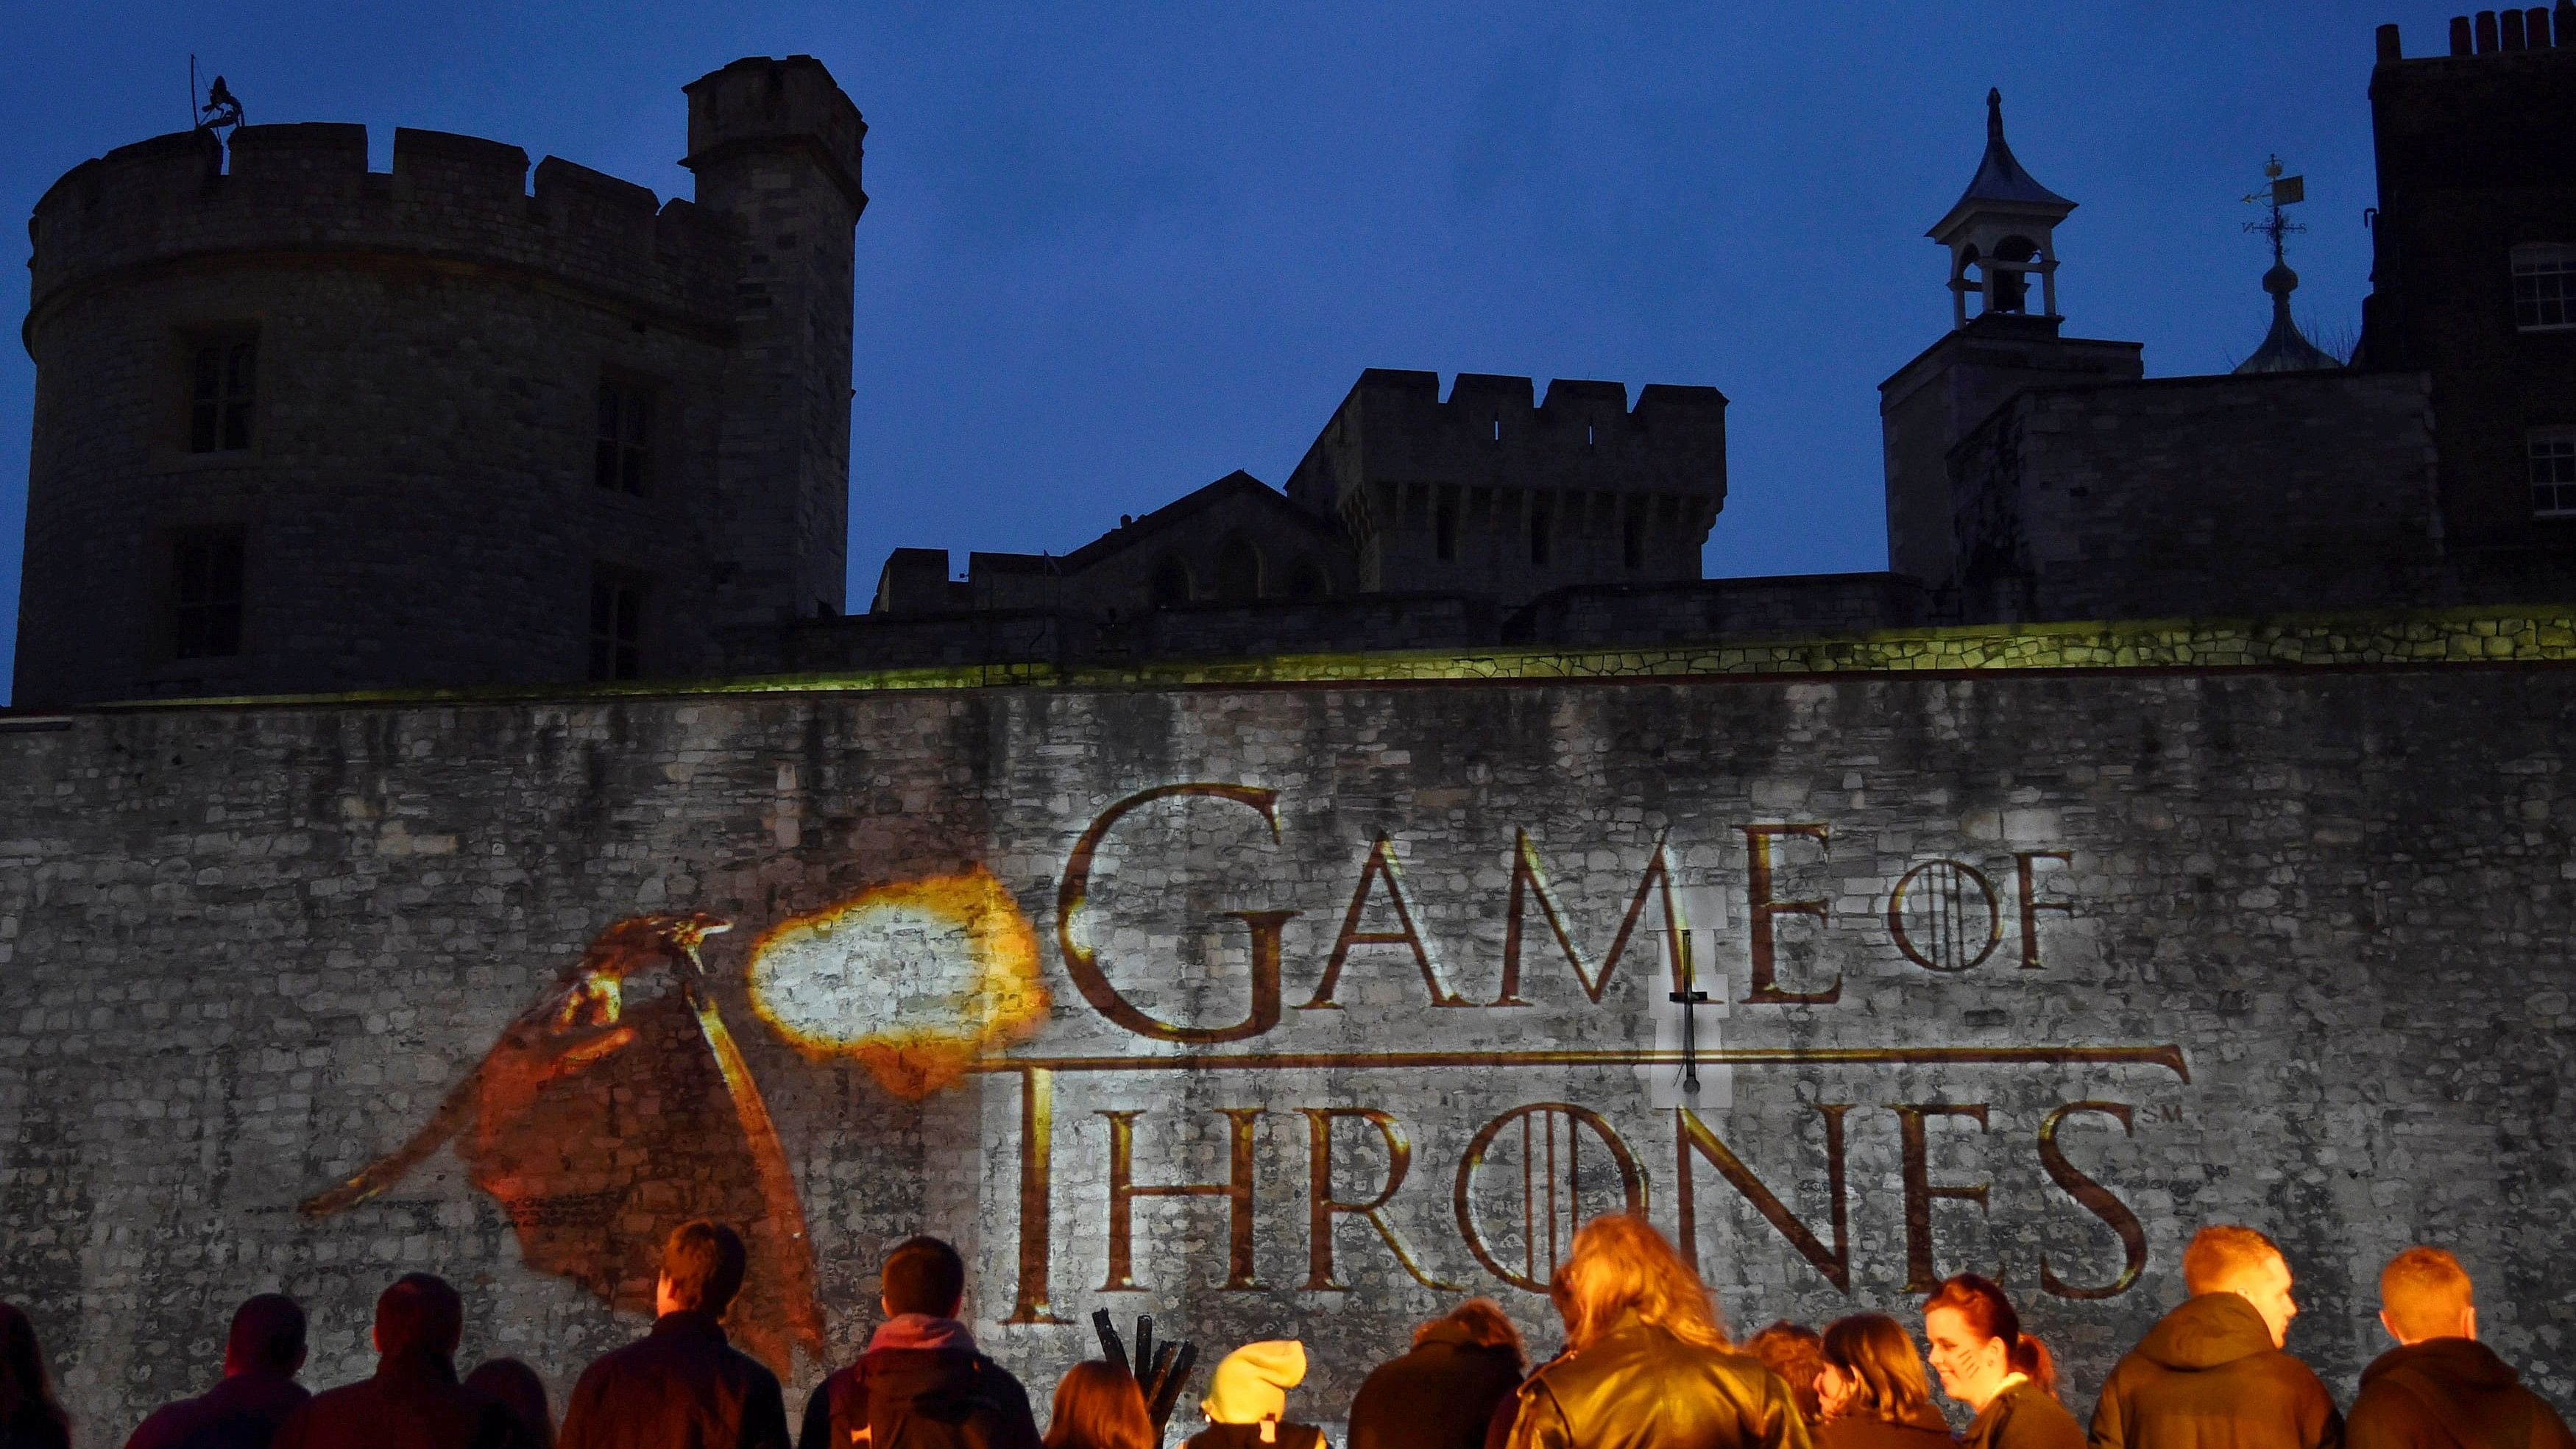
[{"xmin": 1925, "ymin": 1275, "xmax": 2061, "ymax": 1400}]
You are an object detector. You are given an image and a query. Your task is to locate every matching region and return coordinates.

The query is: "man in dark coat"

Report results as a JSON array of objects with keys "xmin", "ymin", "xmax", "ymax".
[
  {"xmin": 124, "ymin": 1294, "xmax": 311, "ymax": 1449},
  {"xmin": 271, "ymin": 1275, "xmax": 523, "ymax": 1449},
  {"xmin": 557, "ymin": 1221, "xmax": 791, "ymax": 1449},
  {"xmin": 2347, "ymin": 1246, "xmax": 2576, "ymax": 1449},
  {"xmin": 2090, "ymin": 1225, "xmax": 2341, "ymax": 1449},
  {"xmin": 796, "ymin": 1236, "xmax": 1040, "ymax": 1449},
  {"xmin": 1348, "ymin": 1300, "xmax": 1528, "ymax": 1449}
]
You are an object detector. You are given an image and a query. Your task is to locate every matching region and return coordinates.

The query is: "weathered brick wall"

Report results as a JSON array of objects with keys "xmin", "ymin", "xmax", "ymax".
[
  {"xmin": 1950, "ymin": 372, "xmax": 2446, "ymax": 623},
  {"xmin": 1, "ymin": 656, "xmax": 2572, "ymax": 1436}
]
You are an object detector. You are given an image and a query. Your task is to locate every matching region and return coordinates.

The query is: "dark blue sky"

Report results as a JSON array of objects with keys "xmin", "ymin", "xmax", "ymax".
[{"xmin": 1, "ymin": 2, "xmax": 2460, "ymax": 696}]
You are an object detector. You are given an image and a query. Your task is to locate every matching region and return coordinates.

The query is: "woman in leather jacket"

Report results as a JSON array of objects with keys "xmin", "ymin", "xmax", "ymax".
[
  {"xmin": 1920, "ymin": 1277, "xmax": 2081, "ymax": 1449},
  {"xmin": 1505, "ymin": 1214, "xmax": 1811, "ymax": 1449}
]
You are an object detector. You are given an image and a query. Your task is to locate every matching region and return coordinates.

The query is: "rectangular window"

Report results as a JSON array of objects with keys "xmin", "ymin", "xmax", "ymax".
[
  {"xmin": 589, "ymin": 575, "xmax": 644, "ymax": 680},
  {"xmin": 1529, "ymin": 496, "xmax": 1553, "ymax": 566},
  {"xmin": 594, "ymin": 380, "xmax": 653, "ymax": 496},
  {"xmin": 189, "ymin": 338, "xmax": 256, "ymax": 453},
  {"xmin": 2531, "ymin": 428, "xmax": 2576, "ymax": 517},
  {"xmin": 171, "ymin": 528, "xmax": 245, "ymax": 659},
  {"xmin": 1623, "ymin": 509, "xmax": 1646, "ymax": 570},
  {"xmin": 2513, "ymin": 244, "xmax": 2576, "ymax": 330},
  {"xmin": 1434, "ymin": 488, "xmax": 1459, "ymax": 562}
]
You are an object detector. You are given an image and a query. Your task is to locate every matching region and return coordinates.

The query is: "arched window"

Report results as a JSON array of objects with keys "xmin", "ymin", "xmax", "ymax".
[
  {"xmin": 1990, "ymin": 235, "xmax": 2039, "ymax": 314},
  {"xmin": 1214, "ymin": 535, "xmax": 1263, "ymax": 601},
  {"xmin": 1287, "ymin": 560, "xmax": 1331, "ymax": 598},
  {"xmin": 1150, "ymin": 557, "xmax": 1194, "ymax": 608}
]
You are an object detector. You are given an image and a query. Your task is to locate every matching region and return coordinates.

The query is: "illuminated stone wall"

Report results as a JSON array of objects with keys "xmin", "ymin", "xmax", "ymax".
[{"xmin": 2, "ymin": 638, "xmax": 2572, "ymax": 1432}]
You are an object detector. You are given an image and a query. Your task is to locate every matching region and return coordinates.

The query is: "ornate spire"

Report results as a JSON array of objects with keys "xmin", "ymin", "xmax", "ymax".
[{"xmin": 1945, "ymin": 88, "xmax": 2076, "ymax": 218}]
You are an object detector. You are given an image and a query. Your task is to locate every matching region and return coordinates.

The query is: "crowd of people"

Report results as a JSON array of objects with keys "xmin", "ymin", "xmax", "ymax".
[{"xmin": 0, "ymin": 1213, "xmax": 2562, "ymax": 1448}]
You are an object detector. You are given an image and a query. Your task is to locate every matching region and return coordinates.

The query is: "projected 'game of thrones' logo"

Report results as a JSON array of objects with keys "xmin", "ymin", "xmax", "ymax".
[{"xmin": 299, "ymin": 782, "xmax": 2185, "ymax": 1372}]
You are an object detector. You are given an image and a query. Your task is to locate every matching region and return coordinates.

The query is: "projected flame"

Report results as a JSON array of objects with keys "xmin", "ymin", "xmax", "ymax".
[{"xmin": 748, "ymin": 868, "xmax": 1049, "ymax": 1098}]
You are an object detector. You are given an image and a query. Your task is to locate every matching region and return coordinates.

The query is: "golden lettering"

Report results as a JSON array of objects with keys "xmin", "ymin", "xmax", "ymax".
[
  {"xmin": 1675, "ymin": 1104, "xmax": 1853, "ymax": 1293},
  {"xmin": 1886, "ymin": 860, "xmax": 2001, "ymax": 974},
  {"xmin": 2037, "ymin": 1100, "xmax": 2148, "ymax": 1300},
  {"xmin": 1300, "ymin": 1108, "xmax": 1462, "ymax": 1292},
  {"xmin": 1003, "ymin": 1066, "xmax": 1061, "ymax": 1325},
  {"xmin": 2015, "ymin": 851, "xmax": 2074, "ymax": 971},
  {"xmin": 1101, "ymin": 1107, "xmax": 1264, "ymax": 1292},
  {"xmin": 1890, "ymin": 1102, "xmax": 1990, "ymax": 1292},
  {"xmin": 1302, "ymin": 833, "xmax": 1469, "ymax": 1009},
  {"xmin": 1058, "ymin": 784, "xmax": 1289, "ymax": 1043},
  {"xmin": 1494, "ymin": 829, "xmax": 1686, "ymax": 1006},
  {"xmin": 1452, "ymin": 1102, "xmax": 1646, "ymax": 1293},
  {"xmin": 1742, "ymin": 823, "xmax": 1839, "ymax": 1004}
]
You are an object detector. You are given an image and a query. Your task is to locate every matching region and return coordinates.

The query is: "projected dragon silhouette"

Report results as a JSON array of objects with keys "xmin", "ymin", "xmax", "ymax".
[{"xmin": 297, "ymin": 869, "xmax": 1047, "ymax": 1375}]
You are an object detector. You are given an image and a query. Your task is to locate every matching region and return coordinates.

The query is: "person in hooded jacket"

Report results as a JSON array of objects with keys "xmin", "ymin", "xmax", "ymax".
[
  {"xmin": 1348, "ymin": 1300, "xmax": 1526, "ymax": 1449},
  {"xmin": 2089, "ymin": 1225, "xmax": 2340, "ymax": 1449},
  {"xmin": 2346, "ymin": 1247, "xmax": 2575, "ymax": 1449},
  {"xmin": 797, "ymin": 1235, "xmax": 1041, "ymax": 1449},
  {"xmin": 1921, "ymin": 1276, "xmax": 2079, "ymax": 1449}
]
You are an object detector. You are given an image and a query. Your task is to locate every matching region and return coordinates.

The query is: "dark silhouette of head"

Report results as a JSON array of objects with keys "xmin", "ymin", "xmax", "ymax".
[
  {"xmin": 659, "ymin": 1220, "xmax": 749, "ymax": 1317},
  {"xmin": 374, "ymin": 1273, "xmax": 465, "ymax": 1361},
  {"xmin": 882, "ymin": 1236, "xmax": 966, "ymax": 1319},
  {"xmin": 466, "ymin": 1357, "xmax": 556, "ymax": 1449},
  {"xmin": 1413, "ymin": 1298, "xmax": 1526, "ymax": 1372},
  {"xmin": 0, "ymin": 1305, "xmax": 68, "ymax": 1431},
  {"xmin": 225, "ymin": 1293, "xmax": 308, "ymax": 1378}
]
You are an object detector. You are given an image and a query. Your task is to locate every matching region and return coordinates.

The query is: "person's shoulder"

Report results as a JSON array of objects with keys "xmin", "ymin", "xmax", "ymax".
[
  {"xmin": 122, "ymin": 1396, "xmax": 205, "ymax": 1449},
  {"xmin": 721, "ymin": 1340, "xmax": 784, "ymax": 1394},
  {"xmin": 2260, "ymin": 1348, "xmax": 2337, "ymax": 1395}
]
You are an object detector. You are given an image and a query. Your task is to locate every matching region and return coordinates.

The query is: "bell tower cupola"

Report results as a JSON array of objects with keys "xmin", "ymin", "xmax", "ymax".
[{"xmin": 1930, "ymin": 90, "xmax": 2077, "ymax": 329}]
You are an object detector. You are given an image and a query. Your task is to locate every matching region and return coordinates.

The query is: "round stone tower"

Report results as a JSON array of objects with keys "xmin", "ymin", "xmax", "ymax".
[{"xmin": 13, "ymin": 55, "xmax": 863, "ymax": 706}]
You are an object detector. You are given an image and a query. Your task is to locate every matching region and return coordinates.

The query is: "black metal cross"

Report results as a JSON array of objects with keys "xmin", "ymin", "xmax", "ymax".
[{"xmin": 1669, "ymin": 929, "xmax": 1711, "ymax": 1094}]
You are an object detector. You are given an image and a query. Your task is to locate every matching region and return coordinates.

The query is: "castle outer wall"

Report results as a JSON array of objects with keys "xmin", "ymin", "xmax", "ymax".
[{"xmin": 1, "ymin": 622, "xmax": 2571, "ymax": 1430}]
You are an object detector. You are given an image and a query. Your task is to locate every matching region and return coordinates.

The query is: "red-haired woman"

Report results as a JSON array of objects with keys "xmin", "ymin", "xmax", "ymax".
[
  {"xmin": 1507, "ymin": 1214, "xmax": 1806, "ymax": 1448},
  {"xmin": 1812, "ymin": 1314, "xmax": 1955, "ymax": 1447},
  {"xmin": 1920, "ymin": 1276, "xmax": 2079, "ymax": 1449},
  {"xmin": 1045, "ymin": 1360, "xmax": 1154, "ymax": 1449}
]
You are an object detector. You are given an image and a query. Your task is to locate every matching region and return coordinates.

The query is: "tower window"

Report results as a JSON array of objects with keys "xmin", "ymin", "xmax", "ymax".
[
  {"xmin": 588, "ymin": 574, "xmax": 644, "ymax": 680},
  {"xmin": 1214, "ymin": 535, "xmax": 1263, "ymax": 600},
  {"xmin": 1623, "ymin": 509, "xmax": 1646, "ymax": 570},
  {"xmin": 1529, "ymin": 497, "xmax": 1553, "ymax": 566},
  {"xmin": 2513, "ymin": 245, "xmax": 2576, "ymax": 330},
  {"xmin": 2530, "ymin": 428, "xmax": 2576, "ymax": 517},
  {"xmin": 1435, "ymin": 489, "xmax": 1459, "ymax": 562},
  {"xmin": 189, "ymin": 339, "xmax": 256, "ymax": 453},
  {"xmin": 595, "ymin": 379, "xmax": 654, "ymax": 495},
  {"xmin": 171, "ymin": 528, "xmax": 245, "ymax": 659},
  {"xmin": 1150, "ymin": 557, "xmax": 1193, "ymax": 608}
]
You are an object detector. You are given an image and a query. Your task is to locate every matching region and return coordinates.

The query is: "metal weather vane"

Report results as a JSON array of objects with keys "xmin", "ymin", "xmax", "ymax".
[{"xmin": 2242, "ymin": 154, "xmax": 2307, "ymax": 265}]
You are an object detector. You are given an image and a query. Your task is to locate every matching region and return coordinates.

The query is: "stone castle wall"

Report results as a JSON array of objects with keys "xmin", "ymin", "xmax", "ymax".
[{"xmin": 0, "ymin": 631, "xmax": 2571, "ymax": 1432}]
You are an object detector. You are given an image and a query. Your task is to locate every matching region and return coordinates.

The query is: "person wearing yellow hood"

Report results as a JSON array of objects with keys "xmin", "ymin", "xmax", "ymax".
[{"xmin": 1184, "ymin": 1340, "xmax": 1328, "ymax": 1449}]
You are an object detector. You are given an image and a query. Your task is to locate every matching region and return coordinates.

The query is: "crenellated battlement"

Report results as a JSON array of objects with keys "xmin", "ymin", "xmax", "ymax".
[
  {"xmin": 27, "ymin": 121, "xmax": 743, "ymax": 336},
  {"xmin": 1287, "ymin": 366, "xmax": 1728, "ymax": 517}
]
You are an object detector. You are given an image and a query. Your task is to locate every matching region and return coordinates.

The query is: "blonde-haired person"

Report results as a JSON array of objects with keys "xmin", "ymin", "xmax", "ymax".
[
  {"xmin": 1186, "ymin": 1341, "xmax": 1328, "ymax": 1449},
  {"xmin": 1044, "ymin": 1361, "xmax": 1155, "ymax": 1449},
  {"xmin": 1506, "ymin": 1214, "xmax": 1809, "ymax": 1449},
  {"xmin": 1811, "ymin": 1314, "xmax": 1954, "ymax": 1448},
  {"xmin": 2089, "ymin": 1225, "xmax": 2338, "ymax": 1448},
  {"xmin": 1920, "ymin": 1275, "xmax": 2079, "ymax": 1449},
  {"xmin": 2346, "ymin": 1246, "xmax": 2575, "ymax": 1448}
]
